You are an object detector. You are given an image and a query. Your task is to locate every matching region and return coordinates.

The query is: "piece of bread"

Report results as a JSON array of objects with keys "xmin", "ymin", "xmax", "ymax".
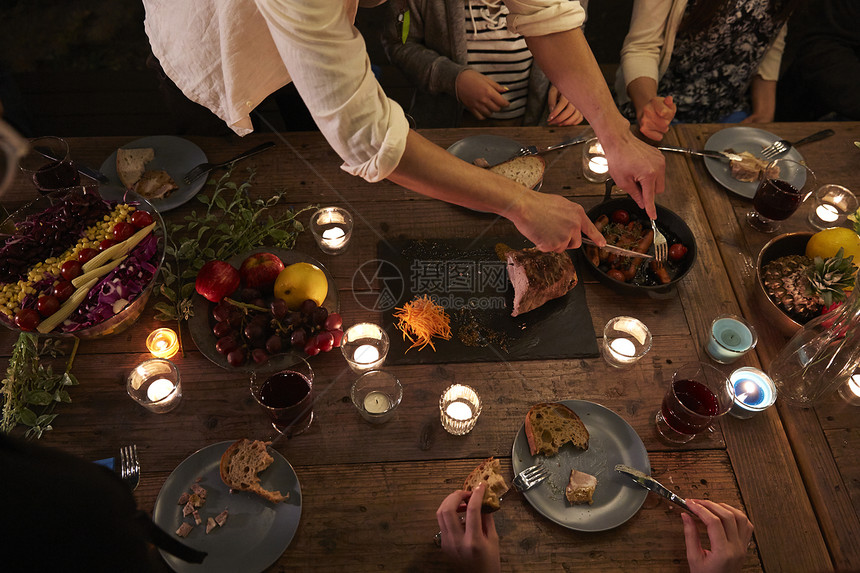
[
  {"xmin": 116, "ymin": 147, "xmax": 155, "ymax": 188},
  {"xmin": 133, "ymin": 170, "xmax": 178, "ymax": 200},
  {"xmin": 219, "ymin": 439, "xmax": 288, "ymax": 503},
  {"xmin": 487, "ymin": 155, "xmax": 545, "ymax": 189},
  {"xmin": 463, "ymin": 457, "xmax": 510, "ymax": 513},
  {"xmin": 524, "ymin": 402, "xmax": 589, "ymax": 456},
  {"xmin": 565, "ymin": 469, "xmax": 597, "ymax": 505}
]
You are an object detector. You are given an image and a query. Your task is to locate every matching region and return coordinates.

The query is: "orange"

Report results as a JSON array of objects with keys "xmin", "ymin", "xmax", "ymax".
[{"xmin": 273, "ymin": 262, "xmax": 328, "ymax": 309}]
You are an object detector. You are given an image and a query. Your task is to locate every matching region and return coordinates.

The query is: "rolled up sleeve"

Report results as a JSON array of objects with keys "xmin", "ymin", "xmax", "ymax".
[
  {"xmin": 255, "ymin": 0, "xmax": 408, "ymax": 182},
  {"xmin": 503, "ymin": 0, "xmax": 586, "ymax": 36}
]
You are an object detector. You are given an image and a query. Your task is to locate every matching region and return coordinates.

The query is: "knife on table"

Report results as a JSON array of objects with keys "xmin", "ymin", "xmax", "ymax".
[
  {"xmin": 580, "ymin": 237, "xmax": 654, "ymax": 260},
  {"xmin": 497, "ymin": 133, "xmax": 592, "ymax": 165},
  {"xmin": 615, "ymin": 464, "xmax": 688, "ymax": 509},
  {"xmin": 657, "ymin": 146, "xmax": 742, "ymax": 162},
  {"xmin": 33, "ymin": 145, "xmax": 110, "ymax": 183}
]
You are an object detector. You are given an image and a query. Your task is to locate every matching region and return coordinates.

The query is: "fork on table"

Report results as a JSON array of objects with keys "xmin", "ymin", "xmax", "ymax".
[
  {"xmin": 182, "ymin": 141, "xmax": 275, "ymax": 185},
  {"xmin": 759, "ymin": 129, "xmax": 835, "ymax": 160},
  {"xmin": 511, "ymin": 134, "xmax": 591, "ymax": 160},
  {"xmin": 650, "ymin": 219, "xmax": 668, "ymax": 265},
  {"xmin": 119, "ymin": 444, "xmax": 140, "ymax": 491}
]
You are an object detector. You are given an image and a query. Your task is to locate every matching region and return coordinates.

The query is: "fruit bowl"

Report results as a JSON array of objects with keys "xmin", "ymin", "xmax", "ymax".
[
  {"xmin": 0, "ymin": 186, "xmax": 164, "ymax": 339},
  {"xmin": 755, "ymin": 231, "xmax": 814, "ymax": 336}
]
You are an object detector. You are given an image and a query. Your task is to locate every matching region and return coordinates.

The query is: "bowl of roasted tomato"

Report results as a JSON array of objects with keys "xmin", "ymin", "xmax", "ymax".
[
  {"xmin": 582, "ymin": 182, "xmax": 696, "ymax": 295},
  {"xmin": 0, "ymin": 186, "xmax": 164, "ymax": 339}
]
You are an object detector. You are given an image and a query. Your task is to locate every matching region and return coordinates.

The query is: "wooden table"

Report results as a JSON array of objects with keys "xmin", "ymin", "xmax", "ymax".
[{"xmin": 1, "ymin": 123, "xmax": 856, "ymax": 572}]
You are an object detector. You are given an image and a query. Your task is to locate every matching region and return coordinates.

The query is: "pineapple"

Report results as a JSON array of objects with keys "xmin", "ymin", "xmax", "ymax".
[{"xmin": 762, "ymin": 249, "xmax": 856, "ymax": 323}]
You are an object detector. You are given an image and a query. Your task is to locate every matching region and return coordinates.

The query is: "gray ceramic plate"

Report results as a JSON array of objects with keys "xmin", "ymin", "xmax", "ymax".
[
  {"xmin": 153, "ymin": 441, "xmax": 301, "ymax": 573},
  {"xmin": 100, "ymin": 135, "xmax": 208, "ymax": 212},
  {"xmin": 447, "ymin": 134, "xmax": 523, "ymax": 167},
  {"xmin": 703, "ymin": 127, "xmax": 805, "ymax": 199},
  {"xmin": 511, "ymin": 400, "xmax": 649, "ymax": 532},
  {"xmin": 189, "ymin": 247, "xmax": 339, "ymax": 373}
]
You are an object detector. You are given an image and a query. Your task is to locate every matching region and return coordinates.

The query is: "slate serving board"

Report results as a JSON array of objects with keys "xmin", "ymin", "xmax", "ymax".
[{"xmin": 377, "ymin": 238, "xmax": 599, "ymax": 365}]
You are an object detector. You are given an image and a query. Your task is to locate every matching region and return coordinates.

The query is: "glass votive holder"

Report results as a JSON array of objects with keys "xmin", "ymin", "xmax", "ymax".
[
  {"xmin": 838, "ymin": 372, "xmax": 860, "ymax": 406},
  {"xmin": 808, "ymin": 184, "xmax": 857, "ymax": 230},
  {"xmin": 602, "ymin": 316, "xmax": 652, "ymax": 368},
  {"xmin": 351, "ymin": 370, "xmax": 403, "ymax": 424},
  {"xmin": 127, "ymin": 358, "xmax": 182, "ymax": 414},
  {"xmin": 727, "ymin": 367, "xmax": 777, "ymax": 419},
  {"xmin": 341, "ymin": 323, "xmax": 389, "ymax": 373},
  {"xmin": 439, "ymin": 384, "xmax": 482, "ymax": 435},
  {"xmin": 146, "ymin": 327, "xmax": 179, "ymax": 359},
  {"xmin": 582, "ymin": 137, "xmax": 610, "ymax": 183},
  {"xmin": 310, "ymin": 207, "xmax": 354, "ymax": 254},
  {"xmin": 705, "ymin": 315, "xmax": 757, "ymax": 364}
]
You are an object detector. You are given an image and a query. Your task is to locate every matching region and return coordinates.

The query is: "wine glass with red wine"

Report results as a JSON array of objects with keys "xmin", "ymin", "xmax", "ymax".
[
  {"xmin": 746, "ymin": 158, "xmax": 816, "ymax": 233},
  {"xmin": 250, "ymin": 358, "xmax": 315, "ymax": 439},
  {"xmin": 655, "ymin": 362, "xmax": 734, "ymax": 444},
  {"xmin": 18, "ymin": 136, "xmax": 81, "ymax": 195}
]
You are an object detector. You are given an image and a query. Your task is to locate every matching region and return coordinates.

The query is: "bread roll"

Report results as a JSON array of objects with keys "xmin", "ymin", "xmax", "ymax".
[
  {"xmin": 219, "ymin": 439, "xmax": 288, "ymax": 504},
  {"xmin": 463, "ymin": 457, "xmax": 509, "ymax": 513},
  {"xmin": 116, "ymin": 148, "xmax": 155, "ymax": 188},
  {"xmin": 524, "ymin": 402, "xmax": 589, "ymax": 456}
]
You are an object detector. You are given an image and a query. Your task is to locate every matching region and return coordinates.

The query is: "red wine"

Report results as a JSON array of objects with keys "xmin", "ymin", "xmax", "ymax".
[
  {"xmin": 661, "ymin": 379, "xmax": 720, "ymax": 435},
  {"xmin": 260, "ymin": 371, "xmax": 310, "ymax": 408},
  {"xmin": 32, "ymin": 160, "xmax": 80, "ymax": 194},
  {"xmin": 753, "ymin": 178, "xmax": 802, "ymax": 221}
]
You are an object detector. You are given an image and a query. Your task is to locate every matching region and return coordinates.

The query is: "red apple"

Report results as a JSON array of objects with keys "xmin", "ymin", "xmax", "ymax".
[
  {"xmin": 239, "ymin": 252, "xmax": 285, "ymax": 289},
  {"xmin": 195, "ymin": 260, "xmax": 241, "ymax": 302}
]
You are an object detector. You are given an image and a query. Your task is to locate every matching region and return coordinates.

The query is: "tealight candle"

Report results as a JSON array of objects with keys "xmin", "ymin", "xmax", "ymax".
[
  {"xmin": 146, "ymin": 328, "xmax": 179, "ymax": 359},
  {"xmin": 351, "ymin": 370, "xmax": 402, "ymax": 423},
  {"xmin": 439, "ymin": 384, "xmax": 482, "ymax": 435},
  {"xmin": 582, "ymin": 137, "xmax": 610, "ymax": 183},
  {"xmin": 808, "ymin": 184, "xmax": 857, "ymax": 230},
  {"xmin": 727, "ymin": 367, "xmax": 776, "ymax": 419},
  {"xmin": 341, "ymin": 323, "xmax": 390, "ymax": 373},
  {"xmin": 837, "ymin": 373, "xmax": 860, "ymax": 406},
  {"xmin": 815, "ymin": 204, "xmax": 840, "ymax": 223},
  {"xmin": 602, "ymin": 317, "xmax": 651, "ymax": 368},
  {"xmin": 705, "ymin": 315, "xmax": 757, "ymax": 364},
  {"xmin": 127, "ymin": 358, "xmax": 182, "ymax": 414},
  {"xmin": 311, "ymin": 207, "xmax": 354, "ymax": 254}
]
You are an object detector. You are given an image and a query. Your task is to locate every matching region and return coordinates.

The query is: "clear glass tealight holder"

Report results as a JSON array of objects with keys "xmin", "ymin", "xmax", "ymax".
[
  {"xmin": 341, "ymin": 322, "xmax": 390, "ymax": 373},
  {"xmin": 582, "ymin": 137, "xmax": 610, "ymax": 183},
  {"xmin": 602, "ymin": 316, "xmax": 652, "ymax": 368},
  {"xmin": 311, "ymin": 207, "xmax": 354, "ymax": 254},
  {"xmin": 351, "ymin": 370, "xmax": 403, "ymax": 424},
  {"xmin": 127, "ymin": 358, "xmax": 182, "ymax": 413},
  {"xmin": 439, "ymin": 384, "xmax": 482, "ymax": 435}
]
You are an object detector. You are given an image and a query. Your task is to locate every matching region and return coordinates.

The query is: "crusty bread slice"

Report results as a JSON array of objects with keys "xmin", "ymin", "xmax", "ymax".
[
  {"xmin": 133, "ymin": 170, "xmax": 178, "ymax": 199},
  {"xmin": 463, "ymin": 457, "xmax": 509, "ymax": 513},
  {"xmin": 116, "ymin": 147, "xmax": 155, "ymax": 188},
  {"xmin": 219, "ymin": 439, "xmax": 288, "ymax": 504},
  {"xmin": 488, "ymin": 155, "xmax": 545, "ymax": 189},
  {"xmin": 565, "ymin": 469, "xmax": 597, "ymax": 505},
  {"xmin": 524, "ymin": 402, "xmax": 589, "ymax": 456}
]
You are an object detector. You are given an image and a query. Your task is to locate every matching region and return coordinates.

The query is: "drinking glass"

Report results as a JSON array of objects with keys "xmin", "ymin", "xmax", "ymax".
[
  {"xmin": 250, "ymin": 358, "xmax": 314, "ymax": 437},
  {"xmin": 18, "ymin": 136, "xmax": 81, "ymax": 195},
  {"xmin": 655, "ymin": 362, "xmax": 734, "ymax": 444},
  {"xmin": 746, "ymin": 158, "xmax": 815, "ymax": 233}
]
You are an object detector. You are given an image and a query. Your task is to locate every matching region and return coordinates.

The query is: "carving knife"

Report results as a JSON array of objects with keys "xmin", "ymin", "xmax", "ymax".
[
  {"xmin": 615, "ymin": 464, "xmax": 688, "ymax": 509},
  {"xmin": 580, "ymin": 237, "xmax": 654, "ymax": 260},
  {"xmin": 657, "ymin": 146, "xmax": 742, "ymax": 162}
]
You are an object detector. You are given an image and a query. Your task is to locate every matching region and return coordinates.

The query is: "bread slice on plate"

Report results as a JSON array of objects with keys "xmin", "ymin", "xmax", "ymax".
[
  {"xmin": 116, "ymin": 147, "xmax": 155, "ymax": 188},
  {"xmin": 488, "ymin": 155, "xmax": 545, "ymax": 189},
  {"xmin": 463, "ymin": 457, "xmax": 509, "ymax": 513},
  {"xmin": 219, "ymin": 439, "xmax": 288, "ymax": 503},
  {"xmin": 524, "ymin": 402, "xmax": 589, "ymax": 456},
  {"xmin": 565, "ymin": 468, "xmax": 597, "ymax": 505}
]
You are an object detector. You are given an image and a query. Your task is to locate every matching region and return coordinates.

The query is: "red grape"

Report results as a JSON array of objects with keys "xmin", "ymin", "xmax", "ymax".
[
  {"xmin": 299, "ymin": 299, "xmax": 317, "ymax": 315},
  {"xmin": 323, "ymin": 312, "xmax": 343, "ymax": 331},
  {"xmin": 311, "ymin": 306, "xmax": 328, "ymax": 326},
  {"xmin": 270, "ymin": 299, "xmax": 288, "ymax": 320},
  {"xmin": 303, "ymin": 339, "xmax": 320, "ymax": 357},
  {"xmin": 130, "ymin": 210, "xmax": 154, "ymax": 228},
  {"xmin": 291, "ymin": 328, "xmax": 308, "ymax": 348},
  {"xmin": 212, "ymin": 320, "xmax": 232, "ymax": 338},
  {"xmin": 113, "ymin": 222, "xmax": 135, "ymax": 242},
  {"xmin": 60, "ymin": 260, "xmax": 82, "ymax": 281},
  {"xmin": 212, "ymin": 300, "xmax": 232, "ymax": 322},
  {"xmin": 265, "ymin": 334, "xmax": 283, "ymax": 354},
  {"xmin": 251, "ymin": 348, "xmax": 269, "ymax": 364},
  {"xmin": 316, "ymin": 331, "xmax": 334, "ymax": 353},
  {"xmin": 77, "ymin": 248, "xmax": 97, "ymax": 264},
  {"xmin": 52, "ymin": 280, "xmax": 74, "ymax": 302},
  {"xmin": 14, "ymin": 308, "xmax": 41, "ymax": 331},
  {"xmin": 331, "ymin": 328, "xmax": 344, "ymax": 348},
  {"xmin": 36, "ymin": 295, "xmax": 60, "ymax": 317},
  {"xmin": 668, "ymin": 243, "xmax": 688, "ymax": 261},
  {"xmin": 216, "ymin": 335, "xmax": 238, "ymax": 355},
  {"xmin": 227, "ymin": 348, "xmax": 246, "ymax": 367}
]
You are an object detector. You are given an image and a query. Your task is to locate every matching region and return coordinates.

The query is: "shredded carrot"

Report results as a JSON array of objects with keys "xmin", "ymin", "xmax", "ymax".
[{"xmin": 392, "ymin": 294, "xmax": 452, "ymax": 352}]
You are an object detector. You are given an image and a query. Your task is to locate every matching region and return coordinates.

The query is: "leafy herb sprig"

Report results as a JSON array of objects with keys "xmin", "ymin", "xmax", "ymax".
[
  {"xmin": 154, "ymin": 169, "xmax": 316, "ymax": 329},
  {"xmin": 1, "ymin": 333, "xmax": 79, "ymax": 439}
]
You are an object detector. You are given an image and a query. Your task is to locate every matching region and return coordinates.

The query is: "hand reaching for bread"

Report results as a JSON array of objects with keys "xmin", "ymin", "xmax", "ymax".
[{"xmin": 436, "ymin": 483, "xmax": 501, "ymax": 573}]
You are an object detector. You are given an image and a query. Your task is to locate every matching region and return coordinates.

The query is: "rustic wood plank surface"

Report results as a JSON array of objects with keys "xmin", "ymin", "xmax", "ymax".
[{"xmin": 2, "ymin": 125, "xmax": 853, "ymax": 571}]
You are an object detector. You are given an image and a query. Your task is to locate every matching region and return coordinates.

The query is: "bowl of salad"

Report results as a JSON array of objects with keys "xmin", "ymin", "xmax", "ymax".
[{"xmin": 0, "ymin": 185, "xmax": 164, "ymax": 339}]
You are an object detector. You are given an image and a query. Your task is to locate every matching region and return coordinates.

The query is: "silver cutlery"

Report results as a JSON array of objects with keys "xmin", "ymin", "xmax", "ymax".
[
  {"xmin": 580, "ymin": 237, "xmax": 654, "ymax": 259},
  {"xmin": 650, "ymin": 219, "xmax": 668, "ymax": 264},
  {"xmin": 511, "ymin": 133, "xmax": 592, "ymax": 160},
  {"xmin": 33, "ymin": 145, "xmax": 109, "ymax": 183},
  {"xmin": 657, "ymin": 146, "xmax": 742, "ymax": 162},
  {"xmin": 119, "ymin": 444, "xmax": 140, "ymax": 491},
  {"xmin": 760, "ymin": 129, "xmax": 835, "ymax": 160},
  {"xmin": 615, "ymin": 464, "xmax": 688, "ymax": 510},
  {"xmin": 434, "ymin": 463, "xmax": 548, "ymax": 546},
  {"xmin": 182, "ymin": 141, "xmax": 275, "ymax": 185}
]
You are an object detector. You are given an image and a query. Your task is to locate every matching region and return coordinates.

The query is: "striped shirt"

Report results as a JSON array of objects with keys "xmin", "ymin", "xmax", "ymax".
[{"xmin": 465, "ymin": 0, "xmax": 533, "ymax": 119}]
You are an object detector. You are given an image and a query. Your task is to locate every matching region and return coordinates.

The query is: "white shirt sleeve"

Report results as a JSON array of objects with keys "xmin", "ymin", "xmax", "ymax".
[
  {"xmin": 503, "ymin": 0, "xmax": 586, "ymax": 36},
  {"xmin": 254, "ymin": 0, "xmax": 409, "ymax": 182}
]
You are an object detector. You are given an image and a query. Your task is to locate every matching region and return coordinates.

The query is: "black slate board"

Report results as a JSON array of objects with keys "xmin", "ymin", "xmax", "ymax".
[{"xmin": 377, "ymin": 238, "xmax": 599, "ymax": 365}]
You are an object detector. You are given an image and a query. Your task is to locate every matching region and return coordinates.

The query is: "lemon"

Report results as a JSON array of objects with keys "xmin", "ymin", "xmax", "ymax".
[
  {"xmin": 805, "ymin": 228, "xmax": 860, "ymax": 265},
  {"xmin": 273, "ymin": 262, "xmax": 328, "ymax": 309}
]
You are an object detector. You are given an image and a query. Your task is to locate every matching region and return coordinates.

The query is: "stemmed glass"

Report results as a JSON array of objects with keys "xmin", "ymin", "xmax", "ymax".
[
  {"xmin": 746, "ymin": 158, "xmax": 816, "ymax": 233},
  {"xmin": 18, "ymin": 136, "xmax": 81, "ymax": 195}
]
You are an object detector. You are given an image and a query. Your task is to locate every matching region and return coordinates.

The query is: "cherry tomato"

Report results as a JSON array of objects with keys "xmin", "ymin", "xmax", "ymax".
[
  {"xmin": 129, "ymin": 210, "xmax": 154, "ymax": 228},
  {"xmin": 611, "ymin": 210, "xmax": 630, "ymax": 224},
  {"xmin": 14, "ymin": 308, "xmax": 41, "ymax": 331},
  {"xmin": 36, "ymin": 294, "xmax": 60, "ymax": 317},
  {"xmin": 60, "ymin": 260, "xmax": 82, "ymax": 281},
  {"xmin": 113, "ymin": 221, "xmax": 136, "ymax": 242},
  {"xmin": 606, "ymin": 269, "xmax": 626, "ymax": 282},
  {"xmin": 99, "ymin": 239, "xmax": 118, "ymax": 252},
  {"xmin": 53, "ymin": 280, "xmax": 74, "ymax": 302},
  {"xmin": 77, "ymin": 248, "xmax": 98, "ymax": 264},
  {"xmin": 668, "ymin": 243, "xmax": 688, "ymax": 261}
]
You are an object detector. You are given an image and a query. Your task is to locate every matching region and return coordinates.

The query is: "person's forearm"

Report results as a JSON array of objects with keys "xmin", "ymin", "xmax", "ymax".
[
  {"xmin": 626, "ymin": 76, "xmax": 659, "ymax": 117},
  {"xmin": 750, "ymin": 75, "xmax": 776, "ymax": 121}
]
